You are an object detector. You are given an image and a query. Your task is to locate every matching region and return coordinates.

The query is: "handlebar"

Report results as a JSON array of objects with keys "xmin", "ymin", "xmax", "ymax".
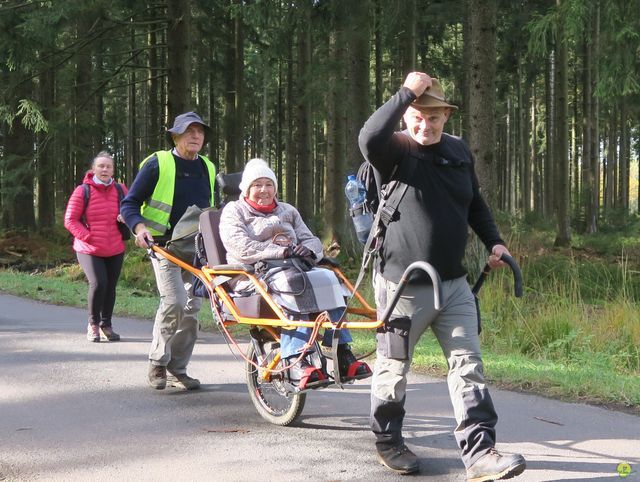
[
  {"xmin": 380, "ymin": 261, "xmax": 443, "ymax": 323},
  {"xmin": 471, "ymin": 253, "xmax": 523, "ymax": 298}
]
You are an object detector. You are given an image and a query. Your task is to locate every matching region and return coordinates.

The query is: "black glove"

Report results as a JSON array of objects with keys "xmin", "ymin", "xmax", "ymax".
[
  {"xmin": 283, "ymin": 246, "xmax": 294, "ymax": 258},
  {"xmin": 292, "ymin": 244, "xmax": 312, "ymax": 258}
]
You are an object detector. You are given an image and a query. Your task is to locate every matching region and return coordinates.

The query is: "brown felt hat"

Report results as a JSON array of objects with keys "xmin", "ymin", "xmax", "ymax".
[{"xmin": 412, "ymin": 79, "xmax": 458, "ymax": 111}]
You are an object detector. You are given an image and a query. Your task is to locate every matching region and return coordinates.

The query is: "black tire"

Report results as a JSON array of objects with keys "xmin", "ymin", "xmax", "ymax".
[{"xmin": 245, "ymin": 342, "xmax": 306, "ymax": 426}]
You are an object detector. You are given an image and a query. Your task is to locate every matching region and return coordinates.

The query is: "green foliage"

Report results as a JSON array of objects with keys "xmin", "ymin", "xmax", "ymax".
[{"xmin": 16, "ymin": 99, "xmax": 47, "ymax": 133}]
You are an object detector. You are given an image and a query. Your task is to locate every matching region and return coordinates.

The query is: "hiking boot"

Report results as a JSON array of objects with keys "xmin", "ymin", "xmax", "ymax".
[
  {"xmin": 466, "ymin": 448, "xmax": 526, "ymax": 482},
  {"xmin": 148, "ymin": 363, "xmax": 167, "ymax": 390},
  {"xmin": 337, "ymin": 344, "xmax": 372, "ymax": 381},
  {"xmin": 87, "ymin": 324, "xmax": 100, "ymax": 343},
  {"xmin": 287, "ymin": 355, "xmax": 330, "ymax": 390},
  {"xmin": 167, "ymin": 372, "xmax": 201, "ymax": 390},
  {"xmin": 99, "ymin": 326, "xmax": 120, "ymax": 342},
  {"xmin": 377, "ymin": 443, "xmax": 420, "ymax": 475}
]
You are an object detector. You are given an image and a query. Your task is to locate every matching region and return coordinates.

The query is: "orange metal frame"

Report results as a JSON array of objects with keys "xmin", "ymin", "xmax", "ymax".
[
  {"xmin": 150, "ymin": 244, "xmax": 382, "ymax": 383},
  {"xmin": 150, "ymin": 244, "xmax": 382, "ymax": 331}
]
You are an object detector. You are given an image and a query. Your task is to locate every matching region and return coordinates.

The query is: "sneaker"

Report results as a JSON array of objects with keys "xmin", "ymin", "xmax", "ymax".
[
  {"xmin": 466, "ymin": 448, "xmax": 526, "ymax": 482},
  {"xmin": 377, "ymin": 443, "xmax": 420, "ymax": 475},
  {"xmin": 99, "ymin": 326, "xmax": 120, "ymax": 342},
  {"xmin": 148, "ymin": 363, "xmax": 167, "ymax": 390},
  {"xmin": 167, "ymin": 372, "xmax": 201, "ymax": 390},
  {"xmin": 337, "ymin": 344, "xmax": 372, "ymax": 381},
  {"xmin": 287, "ymin": 355, "xmax": 330, "ymax": 390},
  {"xmin": 87, "ymin": 324, "xmax": 100, "ymax": 342}
]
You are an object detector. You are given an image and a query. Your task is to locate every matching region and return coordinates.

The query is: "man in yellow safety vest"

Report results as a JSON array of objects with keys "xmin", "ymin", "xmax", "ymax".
[{"xmin": 121, "ymin": 112, "xmax": 216, "ymax": 391}]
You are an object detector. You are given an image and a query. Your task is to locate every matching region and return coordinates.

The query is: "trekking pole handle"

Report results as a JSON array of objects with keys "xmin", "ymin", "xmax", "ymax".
[
  {"xmin": 381, "ymin": 261, "xmax": 442, "ymax": 324},
  {"xmin": 500, "ymin": 254, "xmax": 523, "ymax": 297},
  {"xmin": 472, "ymin": 253, "xmax": 523, "ymax": 297}
]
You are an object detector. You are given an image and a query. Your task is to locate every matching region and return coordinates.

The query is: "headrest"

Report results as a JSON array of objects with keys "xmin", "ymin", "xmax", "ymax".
[{"xmin": 216, "ymin": 172, "xmax": 242, "ymax": 197}]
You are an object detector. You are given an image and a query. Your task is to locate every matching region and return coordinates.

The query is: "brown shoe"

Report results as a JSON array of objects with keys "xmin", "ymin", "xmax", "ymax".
[
  {"xmin": 376, "ymin": 443, "xmax": 420, "ymax": 475},
  {"xmin": 148, "ymin": 364, "xmax": 167, "ymax": 390},
  {"xmin": 467, "ymin": 448, "xmax": 526, "ymax": 482},
  {"xmin": 167, "ymin": 372, "xmax": 201, "ymax": 390}
]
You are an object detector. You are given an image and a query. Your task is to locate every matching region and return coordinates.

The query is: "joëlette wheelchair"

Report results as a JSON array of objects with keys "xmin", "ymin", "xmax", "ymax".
[{"xmin": 146, "ymin": 172, "xmax": 443, "ymax": 426}]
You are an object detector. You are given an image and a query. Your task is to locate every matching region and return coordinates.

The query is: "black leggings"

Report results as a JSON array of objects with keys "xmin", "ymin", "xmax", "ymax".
[{"xmin": 77, "ymin": 252, "xmax": 125, "ymax": 327}]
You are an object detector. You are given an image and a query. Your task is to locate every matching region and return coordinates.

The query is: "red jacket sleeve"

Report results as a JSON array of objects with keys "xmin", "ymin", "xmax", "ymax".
[{"xmin": 64, "ymin": 185, "xmax": 91, "ymax": 242}]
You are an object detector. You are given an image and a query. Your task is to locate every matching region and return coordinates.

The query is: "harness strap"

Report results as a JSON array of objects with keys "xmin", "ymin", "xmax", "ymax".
[{"xmin": 350, "ymin": 161, "xmax": 409, "ymax": 299}]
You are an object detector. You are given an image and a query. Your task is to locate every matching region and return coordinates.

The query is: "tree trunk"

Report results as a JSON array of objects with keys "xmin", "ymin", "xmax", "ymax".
[
  {"xmin": 618, "ymin": 99, "xmax": 629, "ymax": 213},
  {"xmin": 37, "ymin": 67, "xmax": 56, "ymax": 229},
  {"xmin": 399, "ymin": 0, "xmax": 416, "ymax": 77},
  {"xmin": 531, "ymin": 84, "xmax": 543, "ymax": 214},
  {"xmin": 345, "ymin": 0, "xmax": 370, "ymax": 176},
  {"xmin": 285, "ymin": 34, "xmax": 295, "ymax": 204},
  {"xmin": 73, "ymin": 11, "xmax": 95, "ymax": 186},
  {"xmin": 295, "ymin": 5, "xmax": 312, "ymax": 221},
  {"xmin": 462, "ymin": 0, "xmax": 472, "ymax": 140},
  {"xmin": 224, "ymin": 14, "xmax": 237, "ymax": 173},
  {"xmin": 521, "ymin": 75, "xmax": 532, "ymax": 214},
  {"xmin": 604, "ymin": 109, "xmax": 617, "ymax": 214},
  {"xmin": 544, "ymin": 50, "xmax": 555, "ymax": 218},
  {"xmin": 323, "ymin": 5, "xmax": 346, "ymax": 245},
  {"xmin": 127, "ymin": 25, "xmax": 138, "ymax": 185},
  {"xmin": 3, "ymin": 95, "xmax": 36, "ymax": 230},
  {"xmin": 373, "ymin": 0, "xmax": 383, "ymax": 108},
  {"xmin": 148, "ymin": 20, "xmax": 161, "ymax": 154},
  {"xmin": 276, "ymin": 60, "xmax": 284, "ymax": 190},
  {"xmin": 581, "ymin": 29, "xmax": 593, "ymax": 233},
  {"xmin": 585, "ymin": 4, "xmax": 600, "ymax": 233},
  {"xmin": 233, "ymin": 3, "xmax": 244, "ymax": 167},
  {"xmin": 166, "ymin": 0, "xmax": 191, "ymax": 121},
  {"xmin": 571, "ymin": 64, "xmax": 580, "ymax": 222},
  {"xmin": 467, "ymin": 0, "xmax": 498, "ymax": 204},
  {"xmin": 553, "ymin": 1, "xmax": 570, "ymax": 247}
]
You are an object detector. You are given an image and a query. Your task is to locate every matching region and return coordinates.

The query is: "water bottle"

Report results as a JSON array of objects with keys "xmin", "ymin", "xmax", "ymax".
[{"xmin": 345, "ymin": 175, "xmax": 373, "ymax": 244}]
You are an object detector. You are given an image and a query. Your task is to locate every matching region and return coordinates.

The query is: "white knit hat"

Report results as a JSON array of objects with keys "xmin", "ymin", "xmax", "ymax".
[{"xmin": 239, "ymin": 158, "xmax": 278, "ymax": 197}]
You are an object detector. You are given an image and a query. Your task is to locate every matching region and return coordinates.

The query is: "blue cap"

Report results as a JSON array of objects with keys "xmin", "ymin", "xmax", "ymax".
[{"xmin": 167, "ymin": 111, "xmax": 210, "ymax": 135}]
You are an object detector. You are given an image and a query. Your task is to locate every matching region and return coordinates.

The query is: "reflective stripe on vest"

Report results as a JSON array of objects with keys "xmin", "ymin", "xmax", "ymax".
[{"xmin": 139, "ymin": 150, "xmax": 216, "ymax": 236}]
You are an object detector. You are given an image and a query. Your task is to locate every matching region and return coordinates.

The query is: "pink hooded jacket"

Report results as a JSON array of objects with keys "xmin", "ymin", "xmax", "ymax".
[{"xmin": 64, "ymin": 171, "xmax": 128, "ymax": 257}]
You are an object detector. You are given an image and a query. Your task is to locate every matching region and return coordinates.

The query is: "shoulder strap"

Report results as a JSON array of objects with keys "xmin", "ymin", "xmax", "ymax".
[
  {"xmin": 82, "ymin": 184, "xmax": 90, "ymax": 206},
  {"xmin": 114, "ymin": 183, "xmax": 125, "ymax": 202},
  {"xmin": 81, "ymin": 184, "xmax": 90, "ymax": 226},
  {"xmin": 350, "ymin": 160, "xmax": 409, "ymax": 297}
]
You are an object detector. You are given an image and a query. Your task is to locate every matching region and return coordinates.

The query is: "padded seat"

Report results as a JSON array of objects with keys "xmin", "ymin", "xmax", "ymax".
[{"xmin": 199, "ymin": 173, "xmax": 274, "ymax": 320}]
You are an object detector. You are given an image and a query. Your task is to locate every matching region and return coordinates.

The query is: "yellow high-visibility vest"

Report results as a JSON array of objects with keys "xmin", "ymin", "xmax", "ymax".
[{"xmin": 139, "ymin": 150, "xmax": 216, "ymax": 235}]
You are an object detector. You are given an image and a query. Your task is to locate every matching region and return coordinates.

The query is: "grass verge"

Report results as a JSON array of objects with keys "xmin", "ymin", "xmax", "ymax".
[{"xmin": 1, "ymin": 238, "xmax": 639, "ymax": 416}]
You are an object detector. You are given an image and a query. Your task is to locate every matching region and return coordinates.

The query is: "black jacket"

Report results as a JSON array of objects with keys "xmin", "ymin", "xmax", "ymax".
[{"xmin": 358, "ymin": 87, "xmax": 504, "ymax": 283}]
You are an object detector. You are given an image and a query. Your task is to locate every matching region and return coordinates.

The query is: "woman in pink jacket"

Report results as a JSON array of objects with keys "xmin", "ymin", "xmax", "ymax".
[{"xmin": 64, "ymin": 151, "xmax": 128, "ymax": 342}]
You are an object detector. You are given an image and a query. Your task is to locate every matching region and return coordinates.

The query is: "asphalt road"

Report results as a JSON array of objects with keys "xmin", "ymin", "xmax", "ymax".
[{"xmin": 0, "ymin": 293, "xmax": 638, "ymax": 481}]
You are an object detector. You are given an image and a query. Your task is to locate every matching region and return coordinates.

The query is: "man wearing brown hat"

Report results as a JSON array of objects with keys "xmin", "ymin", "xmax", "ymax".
[
  {"xmin": 358, "ymin": 72, "xmax": 525, "ymax": 481},
  {"xmin": 121, "ymin": 111, "xmax": 216, "ymax": 391}
]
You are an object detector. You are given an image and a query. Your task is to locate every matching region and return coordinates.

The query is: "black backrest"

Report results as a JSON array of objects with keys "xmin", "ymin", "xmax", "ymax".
[
  {"xmin": 199, "ymin": 209, "xmax": 226, "ymax": 266},
  {"xmin": 216, "ymin": 171, "xmax": 242, "ymax": 206}
]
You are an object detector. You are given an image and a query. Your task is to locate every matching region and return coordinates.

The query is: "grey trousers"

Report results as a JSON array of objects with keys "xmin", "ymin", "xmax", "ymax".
[
  {"xmin": 149, "ymin": 254, "xmax": 201, "ymax": 375},
  {"xmin": 371, "ymin": 273, "xmax": 497, "ymax": 468}
]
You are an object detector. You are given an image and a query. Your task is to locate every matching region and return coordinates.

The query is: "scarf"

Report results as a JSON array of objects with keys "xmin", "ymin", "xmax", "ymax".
[{"xmin": 245, "ymin": 197, "xmax": 277, "ymax": 214}]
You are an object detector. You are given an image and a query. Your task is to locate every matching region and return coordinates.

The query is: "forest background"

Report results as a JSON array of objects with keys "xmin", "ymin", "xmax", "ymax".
[{"xmin": 0, "ymin": 0, "xmax": 639, "ymax": 412}]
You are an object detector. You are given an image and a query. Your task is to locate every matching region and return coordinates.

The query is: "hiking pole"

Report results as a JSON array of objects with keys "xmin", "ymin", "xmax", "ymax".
[
  {"xmin": 380, "ymin": 261, "xmax": 443, "ymax": 324},
  {"xmin": 471, "ymin": 253, "xmax": 523, "ymax": 297}
]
